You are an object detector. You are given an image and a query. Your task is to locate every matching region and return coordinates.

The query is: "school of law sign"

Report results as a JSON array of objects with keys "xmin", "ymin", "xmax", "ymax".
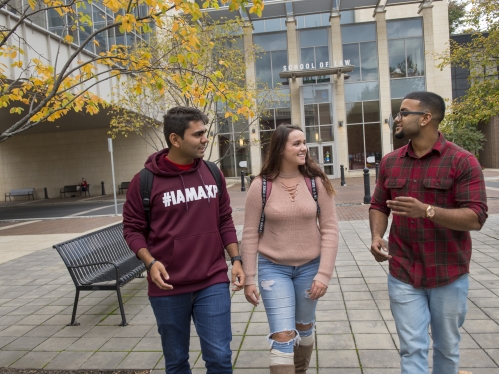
[{"xmin": 279, "ymin": 61, "xmax": 354, "ymax": 82}]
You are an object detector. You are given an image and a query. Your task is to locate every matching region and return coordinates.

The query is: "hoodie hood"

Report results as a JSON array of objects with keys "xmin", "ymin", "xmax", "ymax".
[{"xmin": 144, "ymin": 148, "xmax": 202, "ymax": 177}]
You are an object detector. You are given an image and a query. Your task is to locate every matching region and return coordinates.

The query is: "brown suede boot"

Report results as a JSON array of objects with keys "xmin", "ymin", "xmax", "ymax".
[
  {"xmin": 294, "ymin": 343, "xmax": 314, "ymax": 374},
  {"xmin": 270, "ymin": 364, "xmax": 295, "ymax": 374}
]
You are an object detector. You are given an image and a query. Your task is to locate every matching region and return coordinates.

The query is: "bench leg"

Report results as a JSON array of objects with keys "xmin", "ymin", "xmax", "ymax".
[
  {"xmin": 68, "ymin": 289, "xmax": 81, "ymax": 326},
  {"xmin": 116, "ymin": 287, "xmax": 127, "ymax": 326}
]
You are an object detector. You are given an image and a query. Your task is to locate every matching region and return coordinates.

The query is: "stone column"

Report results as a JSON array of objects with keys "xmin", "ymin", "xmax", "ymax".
[
  {"xmin": 420, "ymin": 1, "xmax": 452, "ymax": 101},
  {"xmin": 330, "ymin": 14, "xmax": 348, "ymax": 173},
  {"xmin": 243, "ymin": 24, "xmax": 261, "ymax": 175},
  {"xmin": 286, "ymin": 18, "xmax": 301, "ymax": 127},
  {"xmin": 375, "ymin": 10, "xmax": 393, "ymax": 156}
]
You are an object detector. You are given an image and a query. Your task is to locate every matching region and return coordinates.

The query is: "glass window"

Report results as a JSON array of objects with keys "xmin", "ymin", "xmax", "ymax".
[
  {"xmin": 253, "ymin": 18, "xmax": 286, "ymax": 33},
  {"xmin": 304, "ymin": 101, "xmax": 333, "ymax": 143},
  {"xmin": 300, "ymin": 29, "xmax": 328, "ymax": 48},
  {"xmin": 48, "ymin": 8, "xmax": 65, "ymax": 36},
  {"xmin": 260, "ymin": 108, "xmax": 291, "ymax": 161},
  {"xmin": 360, "ymin": 42, "xmax": 378, "ymax": 81},
  {"xmin": 343, "ymin": 44, "xmax": 360, "ymax": 81},
  {"xmin": 406, "ymin": 38, "xmax": 424, "ymax": 77},
  {"xmin": 254, "ymin": 32, "xmax": 287, "ymax": 51},
  {"xmin": 296, "ymin": 13, "xmax": 330, "ymax": 29},
  {"xmin": 341, "ymin": 23, "xmax": 376, "ymax": 44},
  {"xmin": 390, "ymin": 77, "xmax": 425, "ymax": 99},
  {"xmin": 388, "ymin": 39, "xmax": 406, "ymax": 78},
  {"xmin": 255, "ymin": 52, "xmax": 272, "ymax": 89},
  {"xmin": 340, "ymin": 10, "xmax": 355, "ymax": 25},
  {"xmin": 303, "ymin": 85, "xmax": 331, "ymax": 104},
  {"xmin": 344, "ymin": 82, "xmax": 379, "ymax": 102},
  {"xmin": 346, "ymin": 101, "xmax": 381, "ymax": 170},
  {"xmin": 265, "ymin": 18, "xmax": 284, "ymax": 32},
  {"xmin": 387, "ymin": 19, "xmax": 423, "ymax": 39}
]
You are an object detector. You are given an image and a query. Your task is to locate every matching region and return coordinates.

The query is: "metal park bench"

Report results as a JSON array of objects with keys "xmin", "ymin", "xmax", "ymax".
[
  {"xmin": 5, "ymin": 188, "xmax": 35, "ymax": 201},
  {"xmin": 60, "ymin": 184, "xmax": 90, "ymax": 197},
  {"xmin": 118, "ymin": 181, "xmax": 130, "ymax": 194},
  {"xmin": 53, "ymin": 223, "xmax": 145, "ymax": 326}
]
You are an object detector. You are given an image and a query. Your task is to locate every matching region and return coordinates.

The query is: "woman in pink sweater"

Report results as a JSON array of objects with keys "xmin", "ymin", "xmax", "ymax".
[{"xmin": 241, "ymin": 124, "xmax": 339, "ymax": 374}]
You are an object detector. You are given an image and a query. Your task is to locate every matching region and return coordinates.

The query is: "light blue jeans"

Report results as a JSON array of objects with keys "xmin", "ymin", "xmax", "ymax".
[
  {"xmin": 258, "ymin": 255, "xmax": 320, "ymax": 353},
  {"xmin": 388, "ymin": 273, "xmax": 469, "ymax": 374}
]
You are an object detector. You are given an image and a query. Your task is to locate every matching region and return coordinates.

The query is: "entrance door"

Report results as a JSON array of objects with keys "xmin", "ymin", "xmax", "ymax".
[{"xmin": 308, "ymin": 143, "xmax": 335, "ymax": 177}]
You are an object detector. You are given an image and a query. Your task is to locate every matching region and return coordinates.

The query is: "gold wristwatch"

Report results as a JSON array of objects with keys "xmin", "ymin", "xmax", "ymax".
[{"xmin": 425, "ymin": 205, "xmax": 435, "ymax": 219}]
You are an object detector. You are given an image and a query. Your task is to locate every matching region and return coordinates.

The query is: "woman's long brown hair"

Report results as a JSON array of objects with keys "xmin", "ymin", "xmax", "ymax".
[{"xmin": 259, "ymin": 124, "xmax": 335, "ymax": 196}]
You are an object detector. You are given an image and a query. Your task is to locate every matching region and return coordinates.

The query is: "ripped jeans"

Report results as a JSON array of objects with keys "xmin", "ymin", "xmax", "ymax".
[{"xmin": 258, "ymin": 254, "xmax": 320, "ymax": 353}]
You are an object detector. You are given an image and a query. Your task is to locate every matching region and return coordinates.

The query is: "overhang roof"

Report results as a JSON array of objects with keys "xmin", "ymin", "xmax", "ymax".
[
  {"xmin": 279, "ymin": 65, "xmax": 354, "ymax": 80},
  {"xmin": 199, "ymin": 0, "xmax": 441, "ymax": 22}
]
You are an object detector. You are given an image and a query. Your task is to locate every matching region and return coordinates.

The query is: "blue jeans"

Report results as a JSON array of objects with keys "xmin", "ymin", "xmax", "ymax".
[
  {"xmin": 149, "ymin": 282, "xmax": 232, "ymax": 374},
  {"xmin": 258, "ymin": 255, "xmax": 320, "ymax": 352},
  {"xmin": 388, "ymin": 273, "xmax": 469, "ymax": 374}
]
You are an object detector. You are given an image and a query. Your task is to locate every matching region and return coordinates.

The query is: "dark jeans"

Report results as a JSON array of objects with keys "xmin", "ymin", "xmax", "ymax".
[{"xmin": 149, "ymin": 282, "xmax": 232, "ymax": 374}]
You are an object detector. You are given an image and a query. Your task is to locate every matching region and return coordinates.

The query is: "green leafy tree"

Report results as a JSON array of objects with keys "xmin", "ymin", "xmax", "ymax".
[
  {"xmin": 0, "ymin": 0, "xmax": 264, "ymax": 142},
  {"xmin": 438, "ymin": 0, "xmax": 498, "ymax": 156},
  {"xmin": 448, "ymin": 0, "xmax": 467, "ymax": 35}
]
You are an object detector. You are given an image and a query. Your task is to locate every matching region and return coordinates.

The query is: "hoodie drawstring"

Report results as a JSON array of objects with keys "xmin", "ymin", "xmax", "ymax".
[
  {"xmin": 197, "ymin": 169, "xmax": 211, "ymax": 206},
  {"xmin": 179, "ymin": 174, "xmax": 189, "ymax": 210}
]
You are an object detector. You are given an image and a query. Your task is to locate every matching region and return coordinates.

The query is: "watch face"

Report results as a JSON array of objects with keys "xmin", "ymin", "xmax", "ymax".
[{"xmin": 427, "ymin": 206, "xmax": 435, "ymax": 218}]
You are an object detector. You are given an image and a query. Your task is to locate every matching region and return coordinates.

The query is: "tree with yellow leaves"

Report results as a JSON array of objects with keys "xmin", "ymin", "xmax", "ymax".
[
  {"xmin": 108, "ymin": 16, "xmax": 285, "ymax": 163},
  {"xmin": 0, "ymin": 0, "xmax": 264, "ymax": 142}
]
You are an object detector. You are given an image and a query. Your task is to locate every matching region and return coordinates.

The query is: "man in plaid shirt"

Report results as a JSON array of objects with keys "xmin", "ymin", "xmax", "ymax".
[{"xmin": 369, "ymin": 91, "xmax": 488, "ymax": 374}]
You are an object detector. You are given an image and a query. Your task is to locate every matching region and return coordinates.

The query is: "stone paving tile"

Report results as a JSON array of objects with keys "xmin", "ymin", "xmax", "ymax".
[
  {"xmin": 32, "ymin": 337, "xmax": 79, "ymax": 352},
  {"xmin": 99, "ymin": 337, "xmax": 141, "ymax": 352},
  {"xmin": 79, "ymin": 352, "xmax": 127, "ymax": 369},
  {"xmin": 358, "ymin": 349, "xmax": 401, "ymax": 368},
  {"xmin": 117, "ymin": 351, "xmax": 163, "ymax": 369},
  {"xmin": 10, "ymin": 351, "xmax": 59, "ymax": 369},
  {"xmin": 316, "ymin": 334, "xmax": 356, "ymax": 350},
  {"xmin": 0, "ymin": 350, "xmax": 27, "ymax": 367},
  {"xmin": 44, "ymin": 351, "xmax": 94, "ymax": 370}
]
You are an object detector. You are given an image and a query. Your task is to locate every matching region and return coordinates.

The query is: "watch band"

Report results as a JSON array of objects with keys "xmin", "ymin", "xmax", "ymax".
[
  {"xmin": 146, "ymin": 259, "xmax": 157, "ymax": 271},
  {"xmin": 231, "ymin": 256, "xmax": 243, "ymax": 265}
]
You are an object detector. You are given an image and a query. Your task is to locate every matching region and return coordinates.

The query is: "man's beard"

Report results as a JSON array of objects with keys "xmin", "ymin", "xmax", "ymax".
[{"xmin": 394, "ymin": 128, "xmax": 405, "ymax": 139}]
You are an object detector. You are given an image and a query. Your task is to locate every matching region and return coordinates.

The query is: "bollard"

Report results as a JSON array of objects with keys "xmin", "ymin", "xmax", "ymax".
[
  {"xmin": 240, "ymin": 171, "xmax": 246, "ymax": 192},
  {"xmin": 375, "ymin": 162, "xmax": 379, "ymax": 183},
  {"xmin": 101, "ymin": 181, "xmax": 106, "ymax": 195},
  {"xmin": 44, "ymin": 187, "xmax": 49, "ymax": 199},
  {"xmin": 340, "ymin": 164, "xmax": 346, "ymax": 186},
  {"xmin": 363, "ymin": 167, "xmax": 371, "ymax": 204}
]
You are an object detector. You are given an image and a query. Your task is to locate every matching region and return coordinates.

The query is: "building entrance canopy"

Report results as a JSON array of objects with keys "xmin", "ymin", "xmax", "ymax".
[
  {"xmin": 279, "ymin": 65, "xmax": 354, "ymax": 82},
  {"xmin": 199, "ymin": 0, "xmax": 441, "ymax": 22}
]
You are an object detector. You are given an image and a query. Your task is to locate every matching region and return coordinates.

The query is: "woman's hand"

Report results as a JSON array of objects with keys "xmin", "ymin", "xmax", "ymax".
[
  {"xmin": 244, "ymin": 284, "xmax": 260, "ymax": 306},
  {"xmin": 308, "ymin": 280, "xmax": 328, "ymax": 300}
]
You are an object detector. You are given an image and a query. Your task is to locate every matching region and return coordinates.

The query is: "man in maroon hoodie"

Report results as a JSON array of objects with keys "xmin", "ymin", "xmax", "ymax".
[{"xmin": 123, "ymin": 107, "xmax": 245, "ymax": 374}]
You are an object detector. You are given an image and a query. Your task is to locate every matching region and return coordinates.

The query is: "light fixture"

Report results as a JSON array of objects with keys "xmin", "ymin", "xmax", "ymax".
[
  {"xmin": 384, "ymin": 119, "xmax": 388, "ymax": 124},
  {"xmin": 252, "ymin": 129, "xmax": 256, "ymax": 134},
  {"xmin": 338, "ymin": 121, "xmax": 343, "ymax": 127},
  {"xmin": 239, "ymin": 137, "xmax": 244, "ymax": 147},
  {"xmin": 315, "ymin": 132, "xmax": 319, "ymax": 142}
]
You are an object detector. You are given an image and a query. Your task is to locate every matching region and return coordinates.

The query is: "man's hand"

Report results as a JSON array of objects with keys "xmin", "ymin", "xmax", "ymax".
[
  {"xmin": 244, "ymin": 284, "xmax": 260, "ymax": 306},
  {"xmin": 387, "ymin": 197, "xmax": 426, "ymax": 218},
  {"xmin": 370, "ymin": 236, "xmax": 391, "ymax": 262},
  {"xmin": 231, "ymin": 262, "xmax": 245, "ymax": 291},
  {"xmin": 149, "ymin": 261, "xmax": 173, "ymax": 290},
  {"xmin": 308, "ymin": 280, "xmax": 328, "ymax": 300}
]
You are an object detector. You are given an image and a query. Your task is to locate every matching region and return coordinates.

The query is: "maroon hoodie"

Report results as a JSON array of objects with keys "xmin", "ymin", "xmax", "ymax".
[{"xmin": 123, "ymin": 149, "xmax": 237, "ymax": 296}]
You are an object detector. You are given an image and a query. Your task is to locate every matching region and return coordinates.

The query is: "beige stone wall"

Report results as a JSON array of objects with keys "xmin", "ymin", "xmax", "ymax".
[
  {"xmin": 0, "ymin": 129, "xmax": 160, "ymax": 200},
  {"xmin": 478, "ymin": 116, "xmax": 499, "ymax": 169}
]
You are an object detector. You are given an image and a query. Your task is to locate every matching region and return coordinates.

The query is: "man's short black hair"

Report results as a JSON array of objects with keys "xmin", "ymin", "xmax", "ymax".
[
  {"xmin": 163, "ymin": 107, "xmax": 209, "ymax": 147},
  {"xmin": 404, "ymin": 91, "xmax": 446, "ymax": 125}
]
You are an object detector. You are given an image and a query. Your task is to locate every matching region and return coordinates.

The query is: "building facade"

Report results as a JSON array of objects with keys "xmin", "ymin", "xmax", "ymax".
[{"xmin": 204, "ymin": 0, "xmax": 453, "ymax": 178}]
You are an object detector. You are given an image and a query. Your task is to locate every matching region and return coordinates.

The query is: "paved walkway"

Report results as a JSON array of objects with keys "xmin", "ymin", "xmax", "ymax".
[{"xmin": 0, "ymin": 171, "xmax": 498, "ymax": 373}]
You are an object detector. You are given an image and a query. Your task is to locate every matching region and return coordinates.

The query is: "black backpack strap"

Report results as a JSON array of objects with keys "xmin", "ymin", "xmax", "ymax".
[
  {"xmin": 258, "ymin": 176, "xmax": 269, "ymax": 233},
  {"xmin": 140, "ymin": 168, "xmax": 154, "ymax": 230},
  {"xmin": 310, "ymin": 177, "xmax": 320, "ymax": 215},
  {"xmin": 204, "ymin": 160, "xmax": 222, "ymax": 197}
]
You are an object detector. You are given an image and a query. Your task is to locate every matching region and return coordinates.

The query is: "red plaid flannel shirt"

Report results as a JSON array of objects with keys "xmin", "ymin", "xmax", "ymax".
[{"xmin": 370, "ymin": 133, "xmax": 488, "ymax": 288}]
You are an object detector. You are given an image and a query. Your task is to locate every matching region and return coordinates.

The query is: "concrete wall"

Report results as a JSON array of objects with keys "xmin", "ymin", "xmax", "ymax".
[
  {"xmin": 0, "ymin": 129, "xmax": 159, "ymax": 200},
  {"xmin": 479, "ymin": 116, "xmax": 499, "ymax": 169}
]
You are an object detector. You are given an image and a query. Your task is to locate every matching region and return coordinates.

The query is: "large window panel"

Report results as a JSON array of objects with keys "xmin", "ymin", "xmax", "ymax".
[
  {"xmin": 343, "ymin": 44, "xmax": 361, "ymax": 81},
  {"xmin": 341, "ymin": 23, "xmax": 376, "ymax": 43},
  {"xmin": 388, "ymin": 39, "xmax": 406, "ymax": 78},
  {"xmin": 387, "ymin": 19, "xmax": 423, "ymax": 39},
  {"xmin": 390, "ymin": 77, "xmax": 425, "ymax": 99},
  {"xmin": 253, "ymin": 33, "xmax": 287, "ymax": 51},
  {"xmin": 360, "ymin": 42, "xmax": 378, "ymax": 81},
  {"xmin": 346, "ymin": 102, "xmax": 363, "ymax": 124},
  {"xmin": 300, "ymin": 29, "xmax": 329, "ymax": 48},
  {"xmin": 256, "ymin": 52, "xmax": 272, "ymax": 89},
  {"xmin": 345, "ymin": 82, "xmax": 379, "ymax": 102},
  {"xmin": 347, "ymin": 124, "xmax": 365, "ymax": 170},
  {"xmin": 406, "ymin": 38, "xmax": 424, "ymax": 77},
  {"xmin": 363, "ymin": 101, "xmax": 380, "ymax": 123},
  {"xmin": 272, "ymin": 50, "xmax": 288, "ymax": 88},
  {"xmin": 364, "ymin": 123, "xmax": 382, "ymax": 165}
]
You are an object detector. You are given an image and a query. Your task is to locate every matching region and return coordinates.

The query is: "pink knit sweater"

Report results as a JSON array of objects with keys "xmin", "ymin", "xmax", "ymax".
[{"xmin": 241, "ymin": 174, "xmax": 339, "ymax": 287}]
